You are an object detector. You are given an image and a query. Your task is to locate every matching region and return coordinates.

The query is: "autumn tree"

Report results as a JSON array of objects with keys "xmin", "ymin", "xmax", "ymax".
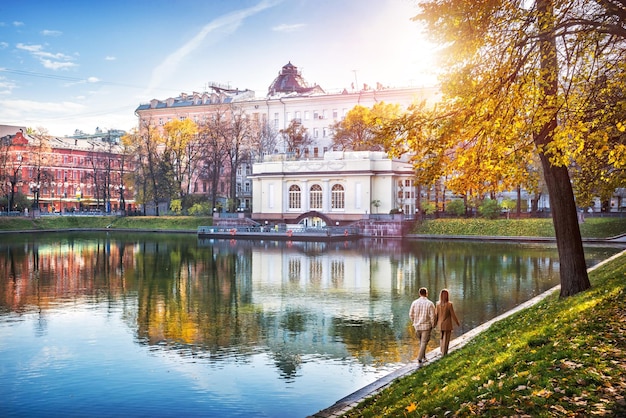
[
  {"xmin": 118, "ymin": 133, "xmax": 136, "ymax": 213},
  {"xmin": 131, "ymin": 121, "xmax": 169, "ymax": 216},
  {"xmin": 224, "ymin": 106, "xmax": 255, "ymax": 211},
  {"xmin": 280, "ymin": 119, "xmax": 312, "ymax": 158},
  {"xmin": 28, "ymin": 128, "xmax": 53, "ymax": 209},
  {"xmin": 331, "ymin": 102, "xmax": 402, "ymax": 151},
  {"xmin": 250, "ymin": 118, "xmax": 279, "ymax": 161},
  {"xmin": 197, "ymin": 113, "xmax": 229, "ymax": 210},
  {"xmin": 406, "ymin": 0, "xmax": 626, "ymax": 296},
  {"xmin": 0, "ymin": 132, "xmax": 14, "ymax": 211},
  {"xmin": 161, "ymin": 118, "xmax": 199, "ymax": 204}
]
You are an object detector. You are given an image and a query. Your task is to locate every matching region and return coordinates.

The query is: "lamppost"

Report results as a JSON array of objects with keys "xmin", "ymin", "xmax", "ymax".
[
  {"xmin": 118, "ymin": 184, "xmax": 126, "ymax": 214},
  {"xmin": 29, "ymin": 182, "xmax": 41, "ymax": 211}
]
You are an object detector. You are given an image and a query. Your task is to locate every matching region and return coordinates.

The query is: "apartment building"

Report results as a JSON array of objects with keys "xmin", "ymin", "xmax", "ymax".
[
  {"xmin": 1, "ymin": 126, "xmax": 134, "ymax": 214},
  {"xmin": 135, "ymin": 62, "xmax": 437, "ymax": 218}
]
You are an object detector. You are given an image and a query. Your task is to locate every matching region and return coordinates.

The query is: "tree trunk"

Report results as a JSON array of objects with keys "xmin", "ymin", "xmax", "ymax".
[
  {"xmin": 539, "ymin": 155, "xmax": 590, "ymax": 296},
  {"xmin": 536, "ymin": 0, "xmax": 590, "ymax": 297}
]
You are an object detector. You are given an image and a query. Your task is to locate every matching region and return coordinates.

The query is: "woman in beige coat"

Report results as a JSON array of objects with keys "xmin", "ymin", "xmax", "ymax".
[{"xmin": 435, "ymin": 289, "xmax": 460, "ymax": 356}]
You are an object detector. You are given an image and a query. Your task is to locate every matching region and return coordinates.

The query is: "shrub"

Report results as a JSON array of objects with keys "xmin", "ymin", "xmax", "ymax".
[
  {"xmin": 446, "ymin": 199, "xmax": 466, "ymax": 216},
  {"xmin": 478, "ymin": 198, "xmax": 501, "ymax": 219},
  {"xmin": 188, "ymin": 202, "xmax": 211, "ymax": 216},
  {"xmin": 169, "ymin": 199, "xmax": 182, "ymax": 215},
  {"xmin": 421, "ymin": 200, "xmax": 437, "ymax": 215}
]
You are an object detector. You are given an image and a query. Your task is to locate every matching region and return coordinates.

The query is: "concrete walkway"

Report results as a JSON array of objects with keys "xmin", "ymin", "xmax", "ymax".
[{"xmin": 309, "ymin": 249, "xmax": 626, "ymax": 418}]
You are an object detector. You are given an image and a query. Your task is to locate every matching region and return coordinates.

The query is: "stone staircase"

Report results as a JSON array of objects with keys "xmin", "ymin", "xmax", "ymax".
[{"xmin": 350, "ymin": 217, "xmax": 413, "ymax": 238}]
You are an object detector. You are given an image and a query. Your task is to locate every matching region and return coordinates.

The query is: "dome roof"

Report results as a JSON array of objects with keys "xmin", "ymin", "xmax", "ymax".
[{"xmin": 267, "ymin": 62, "xmax": 324, "ymax": 96}]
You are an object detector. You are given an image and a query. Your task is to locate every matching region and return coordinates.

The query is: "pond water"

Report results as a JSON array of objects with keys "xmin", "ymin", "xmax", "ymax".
[{"xmin": 0, "ymin": 232, "xmax": 622, "ymax": 417}]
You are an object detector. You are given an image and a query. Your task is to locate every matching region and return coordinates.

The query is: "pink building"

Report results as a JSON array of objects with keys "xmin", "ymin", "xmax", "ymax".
[{"xmin": 1, "ymin": 126, "xmax": 135, "ymax": 214}]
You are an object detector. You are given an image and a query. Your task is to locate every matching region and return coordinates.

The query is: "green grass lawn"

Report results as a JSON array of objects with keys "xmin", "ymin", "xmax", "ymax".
[
  {"xmin": 343, "ymin": 252, "xmax": 626, "ymax": 417},
  {"xmin": 1, "ymin": 215, "xmax": 626, "ymax": 239},
  {"xmin": 0, "ymin": 215, "xmax": 213, "ymax": 231},
  {"xmin": 413, "ymin": 217, "xmax": 626, "ymax": 238}
]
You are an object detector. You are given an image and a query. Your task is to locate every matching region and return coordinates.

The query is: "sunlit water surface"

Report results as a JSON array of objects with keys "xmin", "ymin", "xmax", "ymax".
[{"xmin": 0, "ymin": 232, "xmax": 622, "ymax": 417}]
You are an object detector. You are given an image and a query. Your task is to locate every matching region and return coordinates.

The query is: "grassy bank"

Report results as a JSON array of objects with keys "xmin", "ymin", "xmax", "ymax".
[
  {"xmin": 344, "ymin": 252, "xmax": 626, "ymax": 417},
  {"xmin": 2, "ymin": 216, "xmax": 626, "ymax": 238},
  {"xmin": 0, "ymin": 215, "xmax": 213, "ymax": 231},
  {"xmin": 413, "ymin": 217, "xmax": 626, "ymax": 238}
]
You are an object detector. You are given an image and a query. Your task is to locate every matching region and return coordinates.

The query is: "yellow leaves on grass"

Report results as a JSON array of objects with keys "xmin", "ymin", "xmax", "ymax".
[{"xmin": 405, "ymin": 401, "xmax": 417, "ymax": 413}]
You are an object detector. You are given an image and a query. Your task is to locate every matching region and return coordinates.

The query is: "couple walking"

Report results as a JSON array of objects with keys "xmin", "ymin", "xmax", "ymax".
[{"xmin": 409, "ymin": 287, "xmax": 460, "ymax": 363}]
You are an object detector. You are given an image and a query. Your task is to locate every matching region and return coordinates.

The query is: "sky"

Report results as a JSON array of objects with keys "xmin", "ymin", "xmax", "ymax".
[{"xmin": 0, "ymin": 0, "xmax": 439, "ymax": 137}]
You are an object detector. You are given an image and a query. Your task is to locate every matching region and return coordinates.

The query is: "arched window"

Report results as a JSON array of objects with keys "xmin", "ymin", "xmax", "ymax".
[
  {"xmin": 310, "ymin": 184, "xmax": 322, "ymax": 209},
  {"xmin": 289, "ymin": 185, "xmax": 301, "ymax": 209},
  {"xmin": 331, "ymin": 184, "xmax": 345, "ymax": 209}
]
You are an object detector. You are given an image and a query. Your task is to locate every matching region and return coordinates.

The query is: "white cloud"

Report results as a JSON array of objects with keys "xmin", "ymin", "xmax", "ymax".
[
  {"xmin": 105, "ymin": 56, "xmax": 116, "ymax": 61},
  {"xmin": 0, "ymin": 98, "xmax": 84, "ymax": 118},
  {"xmin": 41, "ymin": 29, "xmax": 62, "ymax": 36},
  {"xmin": 145, "ymin": 0, "xmax": 281, "ymax": 96},
  {"xmin": 16, "ymin": 43, "xmax": 76, "ymax": 70},
  {"xmin": 0, "ymin": 42, "xmax": 8, "ymax": 49},
  {"xmin": 16, "ymin": 43, "xmax": 42, "ymax": 53},
  {"xmin": 0, "ymin": 77, "xmax": 17, "ymax": 95},
  {"xmin": 87, "ymin": 76, "xmax": 100, "ymax": 83},
  {"xmin": 42, "ymin": 59, "xmax": 77, "ymax": 70},
  {"xmin": 272, "ymin": 23, "xmax": 305, "ymax": 32},
  {"xmin": 13, "ymin": 21, "xmax": 24, "ymax": 27}
]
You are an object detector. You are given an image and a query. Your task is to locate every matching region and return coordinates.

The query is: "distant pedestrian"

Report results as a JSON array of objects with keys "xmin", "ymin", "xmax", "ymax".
[
  {"xmin": 409, "ymin": 287, "xmax": 436, "ymax": 363},
  {"xmin": 435, "ymin": 289, "xmax": 460, "ymax": 357}
]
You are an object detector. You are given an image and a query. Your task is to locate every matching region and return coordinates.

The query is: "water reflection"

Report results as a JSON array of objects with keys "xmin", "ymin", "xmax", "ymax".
[{"xmin": 0, "ymin": 233, "xmax": 622, "ymax": 416}]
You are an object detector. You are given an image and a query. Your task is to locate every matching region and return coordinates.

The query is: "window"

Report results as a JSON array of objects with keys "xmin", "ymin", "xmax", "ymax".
[
  {"xmin": 310, "ymin": 184, "xmax": 322, "ymax": 209},
  {"xmin": 274, "ymin": 112, "xmax": 279, "ymax": 129},
  {"xmin": 323, "ymin": 128, "xmax": 328, "ymax": 137},
  {"xmin": 314, "ymin": 128, "xmax": 319, "ymax": 138},
  {"xmin": 289, "ymin": 185, "xmax": 301, "ymax": 209},
  {"xmin": 313, "ymin": 111, "xmax": 319, "ymax": 119},
  {"xmin": 331, "ymin": 184, "xmax": 345, "ymax": 209},
  {"xmin": 304, "ymin": 111, "xmax": 310, "ymax": 120},
  {"xmin": 332, "ymin": 109, "xmax": 338, "ymax": 119}
]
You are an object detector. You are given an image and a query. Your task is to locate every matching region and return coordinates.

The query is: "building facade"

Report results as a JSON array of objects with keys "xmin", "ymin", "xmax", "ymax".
[
  {"xmin": 134, "ymin": 62, "xmax": 437, "ymax": 216},
  {"xmin": 0, "ymin": 126, "xmax": 135, "ymax": 214},
  {"xmin": 251, "ymin": 151, "xmax": 418, "ymax": 226}
]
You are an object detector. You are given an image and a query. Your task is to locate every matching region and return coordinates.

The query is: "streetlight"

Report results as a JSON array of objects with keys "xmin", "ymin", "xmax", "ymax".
[
  {"xmin": 118, "ymin": 184, "xmax": 126, "ymax": 214},
  {"xmin": 29, "ymin": 182, "xmax": 41, "ymax": 210}
]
